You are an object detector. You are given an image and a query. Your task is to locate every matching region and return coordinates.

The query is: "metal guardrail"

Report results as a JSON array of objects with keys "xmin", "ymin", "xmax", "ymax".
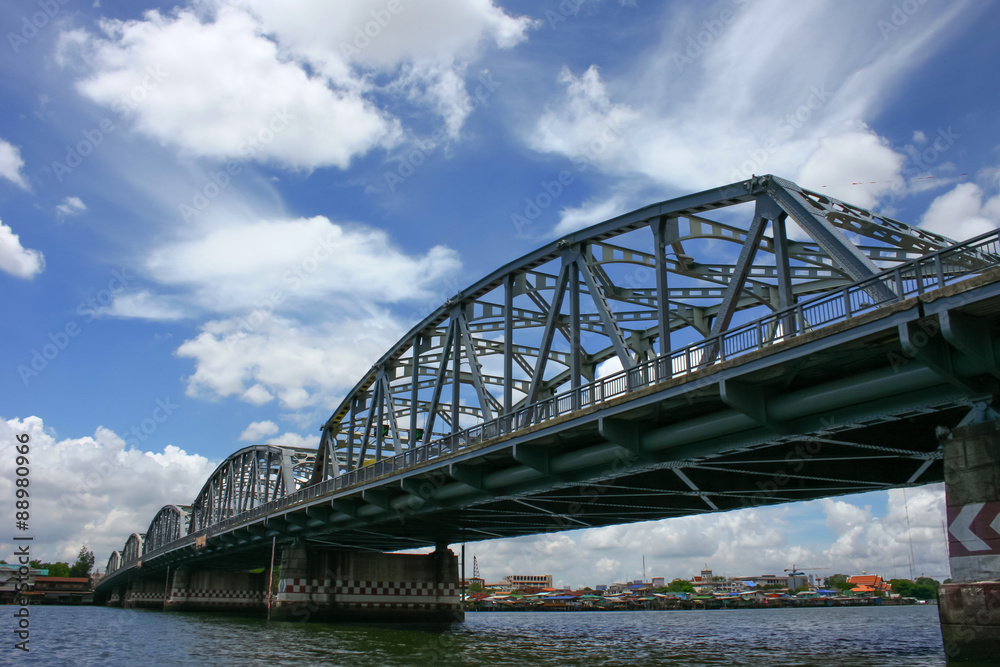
[{"xmin": 110, "ymin": 229, "xmax": 1000, "ymax": 577}]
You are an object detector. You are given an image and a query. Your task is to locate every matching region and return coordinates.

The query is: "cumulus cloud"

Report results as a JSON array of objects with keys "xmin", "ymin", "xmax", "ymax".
[
  {"xmin": 176, "ymin": 312, "xmax": 403, "ymax": 409},
  {"xmin": 0, "ymin": 138, "xmax": 28, "ymax": 188},
  {"xmin": 67, "ymin": 7, "xmax": 395, "ymax": 170},
  {"xmin": 0, "ymin": 220, "xmax": 45, "ymax": 279},
  {"xmin": 239, "ymin": 420, "xmax": 279, "ymax": 442},
  {"xmin": 145, "ymin": 216, "xmax": 461, "ymax": 315},
  {"xmin": 0, "ymin": 416, "xmax": 217, "ymax": 566},
  {"xmin": 56, "ymin": 196, "xmax": 88, "ymax": 217},
  {"xmin": 61, "ymin": 1, "xmax": 535, "ymax": 168},
  {"xmin": 920, "ymin": 181, "xmax": 1000, "ymax": 240},
  {"xmin": 819, "ymin": 485, "xmax": 948, "ymax": 579},
  {"xmin": 795, "ymin": 128, "xmax": 906, "ymax": 209}
]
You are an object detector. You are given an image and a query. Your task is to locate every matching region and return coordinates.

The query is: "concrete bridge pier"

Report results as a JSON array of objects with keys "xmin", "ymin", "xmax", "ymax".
[
  {"xmin": 162, "ymin": 566, "xmax": 266, "ymax": 613},
  {"xmin": 272, "ymin": 544, "xmax": 462, "ymax": 623},
  {"xmin": 939, "ymin": 419, "xmax": 1000, "ymax": 662}
]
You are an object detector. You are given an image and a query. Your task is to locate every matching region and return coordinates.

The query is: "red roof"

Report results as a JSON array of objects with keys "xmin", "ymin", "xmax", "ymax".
[{"xmin": 35, "ymin": 577, "xmax": 90, "ymax": 583}]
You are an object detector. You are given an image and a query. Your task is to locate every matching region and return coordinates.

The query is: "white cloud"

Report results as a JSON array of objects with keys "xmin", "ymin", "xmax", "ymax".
[
  {"xmin": 0, "ymin": 220, "xmax": 45, "ymax": 279},
  {"xmin": 56, "ymin": 196, "xmax": 88, "ymax": 216},
  {"xmin": 270, "ymin": 431, "xmax": 321, "ymax": 449},
  {"xmin": 176, "ymin": 312, "xmax": 404, "ymax": 409},
  {"xmin": 0, "ymin": 416, "xmax": 217, "ymax": 567},
  {"xmin": 239, "ymin": 420, "xmax": 279, "ymax": 442},
  {"xmin": 920, "ymin": 181, "xmax": 1000, "ymax": 241},
  {"xmin": 553, "ymin": 194, "xmax": 629, "ymax": 236},
  {"xmin": 818, "ymin": 486, "xmax": 948, "ymax": 578},
  {"xmin": 145, "ymin": 215, "xmax": 461, "ymax": 315},
  {"xmin": 97, "ymin": 290, "xmax": 188, "ymax": 321},
  {"xmin": 0, "ymin": 138, "xmax": 28, "ymax": 188},
  {"xmin": 525, "ymin": 1, "xmax": 970, "ymax": 206},
  {"xmin": 62, "ymin": 1, "xmax": 536, "ymax": 169},
  {"xmin": 795, "ymin": 128, "xmax": 906, "ymax": 209},
  {"xmin": 69, "ymin": 7, "xmax": 396, "ymax": 170}
]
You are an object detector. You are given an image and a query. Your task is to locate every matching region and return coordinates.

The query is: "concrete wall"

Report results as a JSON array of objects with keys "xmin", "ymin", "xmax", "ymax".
[
  {"xmin": 274, "ymin": 546, "xmax": 463, "ymax": 623},
  {"xmin": 164, "ymin": 567, "xmax": 266, "ymax": 613},
  {"xmin": 939, "ymin": 420, "xmax": 1000, "ymax": 662}
]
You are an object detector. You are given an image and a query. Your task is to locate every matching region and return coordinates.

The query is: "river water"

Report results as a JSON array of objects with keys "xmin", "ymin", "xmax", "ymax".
[{"xmin": 8, "ymin": 604, "xmax": 966, "ymax": 665}]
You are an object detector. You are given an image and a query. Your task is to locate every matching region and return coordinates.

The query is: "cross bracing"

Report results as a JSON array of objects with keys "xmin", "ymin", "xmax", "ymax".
[
  {"xmin": 312, "ymin": 175, "xmax": 957, "ymax": 476},
  {"xmin": 188, "ymin": 445, "xmax": 317, "ymax": 532}
]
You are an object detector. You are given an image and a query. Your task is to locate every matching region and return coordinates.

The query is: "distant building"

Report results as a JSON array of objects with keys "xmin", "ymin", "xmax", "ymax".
[
  {"xmin": 0, "ymin": 564, "xmax": 46, "ymax": 604},
  {"xmin": 651, "ymin": 577, "xmax": 665, "ymax": 588},
  {"xmin": 847, "ymin": 574, "xmax": 891, "ymax": 596},
  {"xmin": 27, "ymin": 577, "xmax": 93, "ymax": 604},
  {"xmin": 502, "ymin": 574, "xmax": 553, "ymax": 589}
]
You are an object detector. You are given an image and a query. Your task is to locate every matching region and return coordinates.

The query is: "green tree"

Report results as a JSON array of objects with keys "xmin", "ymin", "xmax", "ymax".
[
  {"xmin": 824, "ymin": 574, "xmax": 853, "ymax": 590},
  {"xmin": 30, "ymin": 561, "xmax": 71, "ymax": 576},
  {"xmin": 666, "ymin": 579, "xmax": 695, "ymax": 593},
  {"xmin": 69, "ymin": 546, "xmax": 95, "ymax": 578},
  {"xmin": 467, "ymin": 581, "xmax": 484, "ymax": 592}
]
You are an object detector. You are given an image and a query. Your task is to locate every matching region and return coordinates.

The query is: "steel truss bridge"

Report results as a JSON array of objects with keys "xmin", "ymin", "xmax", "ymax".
[{"xmin": 99, "ymin": 175, "xmax": 1000, "ymax": 588}]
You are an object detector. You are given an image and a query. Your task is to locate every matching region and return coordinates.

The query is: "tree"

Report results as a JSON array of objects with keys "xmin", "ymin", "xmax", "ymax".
[
  {"xmin": 29, "ymin": 561, "xmax": 71, "ymax": 577},
  {"xmin": 69, "ymin": 546, "xmax": 95, "ymax": 578},
  {"xmin": 666, "ymin": 579, "xmax": 695, "ymax": 593},
  {"xmin": 467, "ymin": 581, "xmax": 484, "ymax": 592},
  {"xmin": 824, "ymin": 574, "xmax": 853, "ymax": 590}
]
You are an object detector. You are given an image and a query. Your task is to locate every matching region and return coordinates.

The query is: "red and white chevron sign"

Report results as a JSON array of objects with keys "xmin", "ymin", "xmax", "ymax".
[{"xmin": 947, "ymin": 501, "xmax": 1000, "ymax": 557}]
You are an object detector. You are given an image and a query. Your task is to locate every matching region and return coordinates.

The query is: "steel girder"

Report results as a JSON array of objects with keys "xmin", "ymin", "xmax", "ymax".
[
  {"xmin": 121, "ymin": 533, "xmax": 144, "ymax": 565},
  {"xmin": 143, "ymin": 504, "xmax": 191, "ymax": 555},
  {"xmin": 106, "ymin": 550, "xmax": 121, "ymax": 575},
  {"xmin": 188, "ymin": 445, "xmax": 316, "ymax": 532},
  {"xmin": 315, "ymin": 175, "xmax": 957, "ymax": 477}
]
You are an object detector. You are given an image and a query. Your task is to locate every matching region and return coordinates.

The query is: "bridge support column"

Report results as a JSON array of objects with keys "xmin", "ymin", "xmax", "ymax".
[
  {"xmin": 273, "ymin": 545, "xmax": 462, "ymax": 623},
  {"xmin": 162, "ymin": 567, "xmax": 266, "ymax": 614},
  {"xmin": 122, "ymin": 577, "xmax": 166, "ymax": 609},
  {"xmin": 939, "ymin": 420, "xmax": 1000, "ymax": 662}
]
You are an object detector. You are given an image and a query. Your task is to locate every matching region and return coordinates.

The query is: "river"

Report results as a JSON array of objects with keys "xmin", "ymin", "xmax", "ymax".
[{"xmin": 8, "ymin": 604, "xmax": 968, "ymax": 665}]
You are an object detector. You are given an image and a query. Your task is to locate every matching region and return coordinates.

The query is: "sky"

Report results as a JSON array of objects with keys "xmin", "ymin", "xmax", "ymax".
[{"xmin": 1, "ymin": 0, "xmax": 997, "ymax": 588}]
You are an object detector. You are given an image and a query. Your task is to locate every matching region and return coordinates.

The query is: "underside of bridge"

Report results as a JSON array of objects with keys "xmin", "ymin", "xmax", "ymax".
[{"xmin": 97, "ymin": 175, "xmax": 1000, "ymax": 655}]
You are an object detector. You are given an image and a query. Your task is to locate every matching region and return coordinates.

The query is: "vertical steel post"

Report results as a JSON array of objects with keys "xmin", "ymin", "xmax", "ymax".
[
  {"xmin": 266, "ymin": 536, "xmax": 276, "ymax": 621},
  {"xmin": 503, "ymin": 274, "xmax": 514, "ymax": 418},
  {"xmin": 452, "ymin": 309, "xmax": 461, "ymax": 434},
  {"xmin": 569, "ymin": 258, "xmax": 581, "ymax": 410},
  {"xmin": 410, "ymin": 335, "xmax": 420, "ymax": 449},
  {"xmin": 654, "ymin": 217, "xmax": 672, "ymax": 361}
]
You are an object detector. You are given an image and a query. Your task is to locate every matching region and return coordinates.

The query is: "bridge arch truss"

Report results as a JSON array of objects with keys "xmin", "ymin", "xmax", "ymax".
[
  {"xmin": 312, "ymin": 175, "xmax": 958, "ymax": 478},
  {"xmin": 189, "ymin": 445, "xmax": 316, "ymax": 532}
]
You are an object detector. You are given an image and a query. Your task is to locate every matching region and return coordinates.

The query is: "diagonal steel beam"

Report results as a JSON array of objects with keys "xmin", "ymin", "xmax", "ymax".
[
  {"xmin": 577, "ymin": 253, "xmax": 634, "ymax": 370},
  {"xmin": 767, "ymin": 176, "xmax": 896, "ymax": 301}
]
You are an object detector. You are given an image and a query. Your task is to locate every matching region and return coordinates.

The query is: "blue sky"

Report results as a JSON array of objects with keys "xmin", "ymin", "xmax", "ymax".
[{"xmin": 1, "ymin": 0, "xmax": 996, "ymax": 586}]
